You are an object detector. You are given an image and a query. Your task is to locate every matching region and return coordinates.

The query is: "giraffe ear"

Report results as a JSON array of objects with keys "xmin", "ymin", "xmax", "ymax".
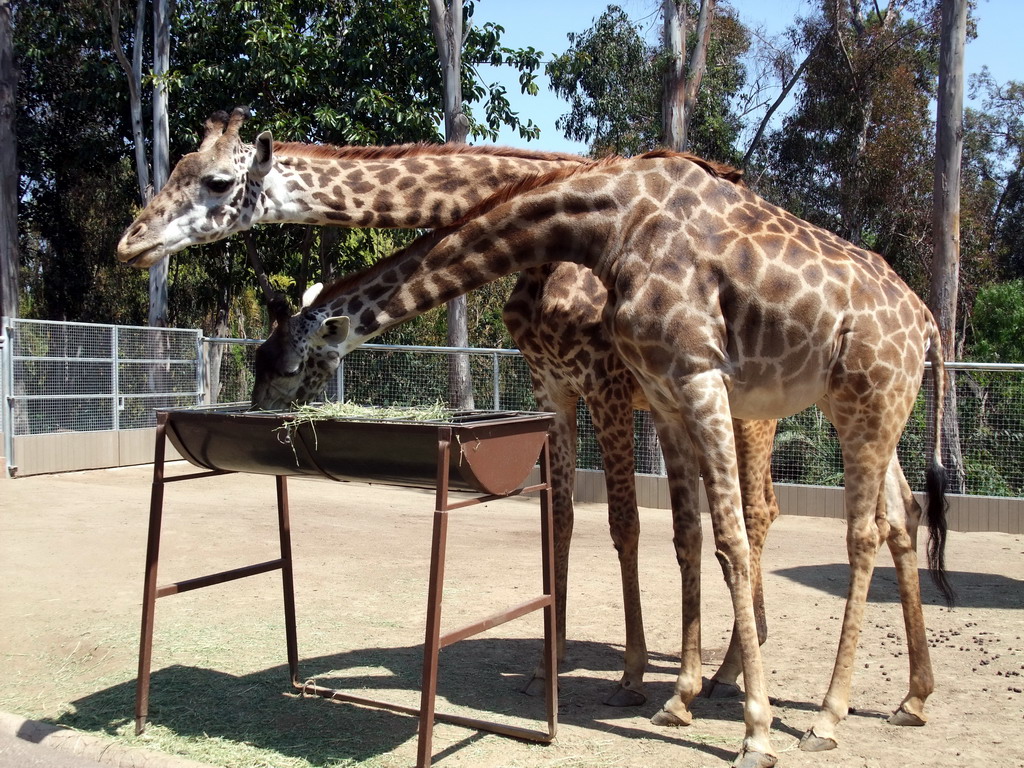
[
  {"xmin": 251, "ymin": 130, "xmax": 274, "ymax": 178},
  {"xmin": 319, "ymin": 316, "xmax": 350, "ymax": 345}
]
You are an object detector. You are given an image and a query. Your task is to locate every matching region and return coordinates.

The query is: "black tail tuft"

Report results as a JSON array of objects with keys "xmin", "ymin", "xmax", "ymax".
[{"xmin": 925, "ymin": 462, "xmax": 955, "ymax": 608}]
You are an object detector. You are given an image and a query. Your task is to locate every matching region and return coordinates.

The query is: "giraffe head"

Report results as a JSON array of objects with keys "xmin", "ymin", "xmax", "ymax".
[
  {"xmin": 116, "ymin": 107, "xmax": 274, "ymax": 268},
  {"xmin": 251, "ymin": 283, "xmax": 353, "ymax": 410}
]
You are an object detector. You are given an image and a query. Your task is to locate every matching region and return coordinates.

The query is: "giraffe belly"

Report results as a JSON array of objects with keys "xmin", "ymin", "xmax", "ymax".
[{"xmin": 726, "ymin": 373, "xmax": 827, "ymax": 421}]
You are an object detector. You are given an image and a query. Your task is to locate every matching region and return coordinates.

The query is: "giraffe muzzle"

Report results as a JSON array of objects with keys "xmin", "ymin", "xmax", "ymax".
[{"xmin": 120, "ymin": 244, "xmax": 164, "ymax": 269}]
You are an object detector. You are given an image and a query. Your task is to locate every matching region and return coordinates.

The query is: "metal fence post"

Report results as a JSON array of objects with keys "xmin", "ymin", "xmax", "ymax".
[
  {"xmin": 196, "ymin": 331, "xmax": 207, "ymax": 405},
  {"xmin": 492, "ymin": 351, "xmax": 500, "ymax": 411},
  {"xmin": 1, "ymin": 318, "xmax": 12, "ymax": 476},
  {"xmin": 112, "ymin": 325, "xmax": 121, "ymax": 431}
]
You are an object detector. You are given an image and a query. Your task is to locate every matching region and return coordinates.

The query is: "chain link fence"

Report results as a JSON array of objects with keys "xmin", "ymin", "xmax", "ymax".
[
  {"xmin": 3, "ymin": 318, "xmax": 202, "ymax": 439},
  {"xmin": 4, "ymin": 319, "xmax": 1024, "ymax": 499},
  {"xmin": 205, "ymin": 338, "xmax": 1024, "ymax": 497}
]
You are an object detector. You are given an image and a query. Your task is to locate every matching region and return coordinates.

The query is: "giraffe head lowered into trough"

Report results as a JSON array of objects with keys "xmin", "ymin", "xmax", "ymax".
[
  {"xmin": 117, "ymin": 109, "xmax": 782, "ymax": 709},
  {"xmin": 250, "ymin": 149, "xmax": 953, "ymax": 768}
]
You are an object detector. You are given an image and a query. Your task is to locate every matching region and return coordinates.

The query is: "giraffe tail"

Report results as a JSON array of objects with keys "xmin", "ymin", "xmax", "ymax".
[{"xmin": 925, "ymin": 319, "xmax": 955, "ymax": 608}]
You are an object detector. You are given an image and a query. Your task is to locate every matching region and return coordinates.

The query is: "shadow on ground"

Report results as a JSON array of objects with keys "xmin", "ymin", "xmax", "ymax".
[
  {"xmin": 49, "ymin": 637, "xmax": 797, "ymax": 766},
  {"xmin": 772, "ymin": 564, "xmax": 1023, "ymax": 608}
]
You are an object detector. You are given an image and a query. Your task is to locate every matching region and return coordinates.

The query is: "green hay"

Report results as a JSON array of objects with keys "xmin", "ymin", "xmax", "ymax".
[
  {"xmin": 288, "ymin": 401, "xmax": 454, "ymax": 425},
  {"xmin": 272, "ymin": 401, "xmax": 454, "ymax": 463}
]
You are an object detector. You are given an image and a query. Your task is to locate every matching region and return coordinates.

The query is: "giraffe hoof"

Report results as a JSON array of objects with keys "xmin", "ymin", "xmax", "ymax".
[
  {"xmin": 604, "ymin": 684, "xmax": 647, "ymax": 707},
  {"xmin": 733, "ymin": 749, "xmax": 777, "ymax": 768},
  {"xmin": 799, "ymin": 729, "xmax": 837, "ymax": 752},
  {"xmin": 889, "ymin": 705, "xmax": 927, "ymax": 727},
  {"xmin": 700, "ymin": 676, "xmax": 743, "ymax": 699},
  {"xmin": 651, "ymin": 707, "xmax": 692, "ymax": 727}
]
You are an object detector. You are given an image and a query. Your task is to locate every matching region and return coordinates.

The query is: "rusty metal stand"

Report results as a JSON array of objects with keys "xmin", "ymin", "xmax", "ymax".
[{"xmin": 135, "ymin": 416, "xmax": 557, "ymax": 765}]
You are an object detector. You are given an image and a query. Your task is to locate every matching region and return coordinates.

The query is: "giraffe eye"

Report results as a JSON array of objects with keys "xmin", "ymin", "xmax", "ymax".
[{"xmin": 203, "ymin": 176, "xmax": 233, "ymax": 195}]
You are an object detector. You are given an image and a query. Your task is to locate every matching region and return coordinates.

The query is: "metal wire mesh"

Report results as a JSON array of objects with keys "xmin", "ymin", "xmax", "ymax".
[
  {"xmin": 296, "ymin": 345, "xmax": 1024, "ymax": 497},
  {"xmin": 205, "ymin": 340, "xmax": 260, "ymax": 404},
  {"xmin": 4, "ymin": 320, "xmax": 1024, "ymax": 498},
  {"xmin": 771, "ymin": 367, "xmax": 1024, "ymax": 498},
  {"xmin": 6, "ymin": 319, "xmax": 202, "ymax": 435}
]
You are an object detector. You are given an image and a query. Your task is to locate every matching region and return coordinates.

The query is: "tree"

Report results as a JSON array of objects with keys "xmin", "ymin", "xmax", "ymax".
[
  {"xmin": 964, "ymin": 70, "xmax": 1024, "ymax": 280},
  {"xmin": 547, "ymin": 6, "xmax": 659, "ymax": 156},
  {"xmin": 15, "ymin": 0, "xmax": 148, "ymax": 323},
  {"xmin": 930, "ymin": 0, "xmax": 968, "ymax": 491},
  {"xmin": 661, "ymin": 0, "xmax": 715, "ymax": 151},
  {"xmin": 754, "ymin": 1, "xmax": 942, "ymax": 292},
  {"xmin": 149, "ymin": 0, "xmax": 170, "ymax": 328},
  {"xmin": 429, "ymin": 0, "xmax": 473, "ymax": 409},
  {"xmin": 105, "ymin": 0, "xmax": 169, "ymax": 328},
  {"xmin": 547, "ymin": 3, "xmax": 747, "ymax": 160},
  {"xmin": 13, "ymin": 0, "xmax": 542, "ymax": 338},
  {"xmin": 0, "ymin": 0, "xmax": 17, "ymax": 320},
  {"xmin": 105, "ymin": 0, "xmax": 149, "ymax": 203}
]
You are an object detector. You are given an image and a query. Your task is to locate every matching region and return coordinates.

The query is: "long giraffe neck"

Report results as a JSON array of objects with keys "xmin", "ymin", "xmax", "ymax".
[
  {"xmin": 308, "ymin": 156, "xmax": 645, "ymax": 352},
  {"xmin": 256, "ymin": 143, "xmax": 590, "ymax": 229}
]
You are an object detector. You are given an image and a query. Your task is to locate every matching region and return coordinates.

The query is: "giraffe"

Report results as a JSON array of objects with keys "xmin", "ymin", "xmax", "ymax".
[
  {"xmin": 116, "ymin": 108, "xmax": 779, "ymax": 705},
  {"xmin": 249, "ymin": 151, "xmax": 954, "ymax": 767}
]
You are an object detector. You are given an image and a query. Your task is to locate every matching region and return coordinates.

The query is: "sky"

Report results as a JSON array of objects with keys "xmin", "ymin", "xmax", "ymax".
[{"xmin": 468, "ymin": 0, "xmax": 1024, "ymax": 155}]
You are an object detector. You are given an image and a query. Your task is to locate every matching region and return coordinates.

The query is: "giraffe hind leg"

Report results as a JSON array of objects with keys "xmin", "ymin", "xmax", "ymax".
[
  {"xmin": 882, "ymin": 454, "xmax": 934, "ymax": 726},
  {"xmin": 801, "ymin": 426, "xmax": 894, "ymax": 751},
  {"xmin": 589, "ymin": 395, "xmax": 648, "ymax": 707}
]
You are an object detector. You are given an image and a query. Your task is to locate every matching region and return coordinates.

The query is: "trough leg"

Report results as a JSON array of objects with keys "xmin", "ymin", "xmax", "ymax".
[
  {"xmin": 275, "ymin": 476, "xmax": 300, "ymax": 687},
  {"xmin": 135, "ymin": 413, "xmax": 168, "ymax": 735}
]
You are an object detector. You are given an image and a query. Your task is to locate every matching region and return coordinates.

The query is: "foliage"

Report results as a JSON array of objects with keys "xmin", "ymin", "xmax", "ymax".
[
  {"xmin": 964, "ymin": 70, "xmax": 1024, "ymax": 280},
  {"xmin": 13, "ymin": 0, "xmax": 543, "ymax": 335},
  {"xmin": 751, "ymin": 1, "xmax": 942, "ymax": 294},
  {"xmin": 967, "ymin": 279, "xmax": 1024, "ymax": 362},
  {"xmin": 546, "ymin": 2, "xmax": 748, "ymax": 161},
  {"xmin": 15, "ymin": 0, "xmax": 149, "ymax": 323},
  {"xmin": 546, "ymin": 5, "xmax": 659, "ymax": 157},
  {"xmin": 772, "ymin": 408, "xmax": 844, "ymax": 486}
]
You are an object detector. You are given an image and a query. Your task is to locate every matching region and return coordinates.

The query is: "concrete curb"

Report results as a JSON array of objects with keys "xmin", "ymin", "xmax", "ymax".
[{"xmin": 0, "ymin": 712, "xmax": 219, "ymax": 768}]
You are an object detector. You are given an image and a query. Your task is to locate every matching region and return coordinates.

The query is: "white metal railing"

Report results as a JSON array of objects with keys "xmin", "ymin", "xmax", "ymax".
[{"xmin": 4, "ymin": 319, "xmax": 1024, "ymax": 500}]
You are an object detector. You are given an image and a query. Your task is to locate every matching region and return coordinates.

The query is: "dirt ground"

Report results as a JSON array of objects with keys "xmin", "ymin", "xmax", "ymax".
[{"xmin": 1, "ymin": 463, "xmax": 1022, "ymax": 768}]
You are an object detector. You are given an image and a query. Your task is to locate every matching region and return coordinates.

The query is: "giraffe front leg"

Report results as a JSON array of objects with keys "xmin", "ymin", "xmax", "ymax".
[
  {"xmin": 523, "ymin": 401, "xmax": 576, "ymax": 698},
  {"xmin": 703, "ymin": 419, "xmax": 779, "ymax": 700},
  {"xmin": 674, "ymin": 381, "xmax": 776, "ymax": 767},
  {"xmin": 590, "ymin": 395, "xmax": 647, "ymax": 707}
]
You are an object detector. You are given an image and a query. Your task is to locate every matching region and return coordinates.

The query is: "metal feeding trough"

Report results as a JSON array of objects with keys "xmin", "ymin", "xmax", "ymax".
[
  {"xmin": 162, "ymin": 403, "xmax": 553, "ymax": 495},
  {"xmin": 136, "ymin": 403, "xmax": 559, "ymax": 767}
]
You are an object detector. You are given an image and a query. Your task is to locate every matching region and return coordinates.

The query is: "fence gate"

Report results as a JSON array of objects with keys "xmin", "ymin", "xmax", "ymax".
[{"xmin": 2, "ymin": 318, "xmax": 202, "ymax": 477}]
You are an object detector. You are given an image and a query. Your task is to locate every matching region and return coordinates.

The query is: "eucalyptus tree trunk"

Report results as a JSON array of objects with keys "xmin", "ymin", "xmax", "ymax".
[
  {"xmin": 203, "ymin": 245, "xmax": 232, "ymax": 405},
  {"xmin": 661, "ymin": 0, "xmax": 714, "ymax": 152},
  {"xmin": 106, "ymin": 0, "xmax": 150, "ymax": 202},
  {"xmin": 148, "ymin": 0, "xmax": 170, "ymax": 329},
  {"xmin": 0, "ymin": 0, "xmax": 18, "ymax": 320},
  {"xmin": 929, "ymin": 0, "xmax": 968, "ymax": 493},
  {"xmin": 428, "ymin": 0, "xmax": 474, "ymax": 410}
]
